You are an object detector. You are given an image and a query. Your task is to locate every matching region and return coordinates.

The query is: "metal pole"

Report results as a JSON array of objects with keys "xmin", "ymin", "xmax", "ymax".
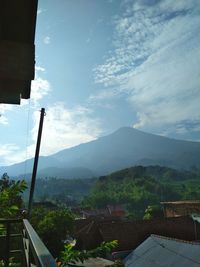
[
  {"xmin": 194, "ymin": 220, "xmax": 197, "ymax": 241},
  {"xmin": 28, "ymin": 108, "xmax": 45, "ymax": 217},
  {"xmin": 5, "ymin": 222, "xmax": 10, "ymax": 267}
]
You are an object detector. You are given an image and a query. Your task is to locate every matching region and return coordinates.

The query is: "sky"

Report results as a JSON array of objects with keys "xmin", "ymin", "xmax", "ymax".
[{"xmin": 0, "ymin": 0, "xmax": 200, "ymax": 166}]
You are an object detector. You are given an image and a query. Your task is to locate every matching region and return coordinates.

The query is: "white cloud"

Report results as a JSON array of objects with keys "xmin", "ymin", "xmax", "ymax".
[
  {"xmin": 21, "ymin": 66, "xmax": 51, "ymax": 106},
  {"xmin": 0, "ymin": 144, "xmax": 19, "ymax": 158},
  {"xmin": 43, "ymin": 36, "xmax": 51, "ymax": 45},
  {"xmin": 93, "ymin": 0, "xmax": 200, "ymax": 136},
  {"xmin": 37, "ymin": 8, "xmax": 46, "ymax": 15},
  {"xmin": 29, "ymin": 103, "xmax": 102, "ymax": 156},
  {"xmin": 0, "ymin": 105, "xmax": 13, "ymax": 125},
  {"xmin": 89, "ymin": 88, "xmax": 120, "ymax": 101},
  {"xmin": 0, "ymin": 103, "xmax": 102, "ymax": 166},
  {"xmin": 35, "ymin": 66, "xmax": 45, "ymax": 72},
  {"xmin": 0, "ymin": 66, "xmax": 52, "ymax": 165},
  {"xmin": 31, "ymin": 78, "xmax": 51, "ymax": 102},
  {"xmin": 0, "ymin": 144, "xmax": 25, "ymax": 166},
  {"xmin": 37, "ymin": 9, "xmax": 42, "ymax": 15},
  {"xmin": 0, "ymin": 66, "xmax": 49, "ymax": 112}
]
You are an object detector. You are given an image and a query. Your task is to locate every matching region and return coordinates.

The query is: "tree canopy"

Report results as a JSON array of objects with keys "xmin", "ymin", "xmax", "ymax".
[{"xmin": 0, "ymin": 173, "xmax": 27, "ymax": 218}]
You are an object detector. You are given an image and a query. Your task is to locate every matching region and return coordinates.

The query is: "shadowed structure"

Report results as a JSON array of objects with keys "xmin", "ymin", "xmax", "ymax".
[{"xmin": 0, "ymin": 0, "xmax": 38, "ymax": 104}]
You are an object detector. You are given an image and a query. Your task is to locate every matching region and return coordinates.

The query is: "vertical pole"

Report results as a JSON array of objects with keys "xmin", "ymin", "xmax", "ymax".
[
  {"xmin": 5, "ymin": 222, "xmax": 10, "ymax": 267},
  {"xmin": 194, "ymin": 220, "xmax": 197, "ymax": 240},
  {"xmin": 28, "ymin": 108, "xmax": 45, "ymax": 217}
]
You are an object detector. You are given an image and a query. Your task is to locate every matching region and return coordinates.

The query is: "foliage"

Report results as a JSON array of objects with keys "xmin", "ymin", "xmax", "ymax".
[
  {"xmin": 0, "ymin": 174, "xmax": 27, "ymax": 264},
  {"xmin": 60, "ymin": 240, "xmax": 118, "ymax": 266},
  {"xmin": 143, "ymin": 205, "xmax": 163, "ymax": 220},
  {"xmin": 0, "ymin": 173, "xmax": 27, "ymax": 218},
  {"xmin": 108, "ymin": 260, "xmax": 125, "ymax": 267},
  {"xmin": 31, "ymin": 207, "xmax": 75, "ymax": 257},
  {"xmin": 24, "ymin": 177, "xmax": 97, "ymax": 204},
  {"xmin": 81, "ymin": 166, "xmax": 200, "ymax": 218},
  {"xmin": 0, "ymin": 258, "xmax": 20, "ymax": 267}
]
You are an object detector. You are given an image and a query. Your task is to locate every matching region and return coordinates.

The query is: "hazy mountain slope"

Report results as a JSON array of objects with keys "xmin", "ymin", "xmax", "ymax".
[
  {"xmin": 52, "ymin": 127, "xmax": 200, "ymax": 173},
  {"xmin": 14, "ymin": 167, "xmax": 95, "ymax": 180},
  {"xmin": 0, "ymin": 156, "xmax": 61, "ymax": 177},
  {"xmin": 1, "ymin": 127, "xmax": 200, "ymax": 178}
]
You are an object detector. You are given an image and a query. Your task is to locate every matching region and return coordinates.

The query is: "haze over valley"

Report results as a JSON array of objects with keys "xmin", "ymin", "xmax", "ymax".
[{"xmin": 1, "ymin": 127, "xmax": 200, "ymax": 179}]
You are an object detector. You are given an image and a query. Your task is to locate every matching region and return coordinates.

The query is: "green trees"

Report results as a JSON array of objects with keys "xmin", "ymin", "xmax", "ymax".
[
  {"xmin": 0, "ymin": 173, "xmax": 75, "ymax": 258},
  {"xmin": 60, "ymin": 240, "xmax": 119, "ymax": 266},
  {"xmin": 143, "ymin": 205, "xmax": 163, "ymax": 220},
  {"xmin": 0, "ymin": 174, "xmax": 27, "ymax": 266},
  {"xmin": 31, "ymin": 207, "xmax": 75, "ymax": 257},
  {"xmin": 0, "ymin": 173, "xmax": 27, "ymax": 218},
  {"xmin": 81, "ymin": 166, "xmax": 200, "ymax": 219},
  {"xmin": 81, "ymin": 174, "xmax": 162, "ymax": 218}
]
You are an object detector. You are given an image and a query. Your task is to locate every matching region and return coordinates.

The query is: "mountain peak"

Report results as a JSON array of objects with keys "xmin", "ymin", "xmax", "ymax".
[
  {"xmin": 111, "ymin": 126, "xmax": 148, "ymax": 138},
  {"xmin": 1, "ymin": 126, "xmax": 200, "ymax": 177},
  {"xmin": 115, "ymin": 126, "xmax": 137, "ymax": 132}
]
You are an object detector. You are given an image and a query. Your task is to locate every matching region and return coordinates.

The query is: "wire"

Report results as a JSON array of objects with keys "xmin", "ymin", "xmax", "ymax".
[{"xmin": 24, "ymin": 98, "xmax": 31, "ymax": 179}]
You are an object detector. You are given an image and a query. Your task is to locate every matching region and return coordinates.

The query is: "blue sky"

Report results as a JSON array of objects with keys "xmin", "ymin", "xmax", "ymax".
[{"xmin": 0, "ymin": 0, "xmax": 200, "ymax": 166}]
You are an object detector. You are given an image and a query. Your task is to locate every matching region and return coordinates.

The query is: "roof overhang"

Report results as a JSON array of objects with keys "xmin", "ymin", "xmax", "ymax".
[{"xmin": 0, "ymin": 0, "xmax": 38, "ymax": 104}]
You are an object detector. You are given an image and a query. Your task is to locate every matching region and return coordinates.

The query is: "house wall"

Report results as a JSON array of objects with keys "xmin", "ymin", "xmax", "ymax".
[
  {"xmin": 74, "ymin": 216, "xmax": 200, "ymax": 251},
  {"xmin": 163, "ymin": 203, "xmax": 200, "ymax": 217}
]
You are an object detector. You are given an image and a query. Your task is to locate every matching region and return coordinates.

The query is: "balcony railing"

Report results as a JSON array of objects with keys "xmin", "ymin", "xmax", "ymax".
[{"xmin": 0, "ymin": 218, "xmax": 57, "ymax": 267}]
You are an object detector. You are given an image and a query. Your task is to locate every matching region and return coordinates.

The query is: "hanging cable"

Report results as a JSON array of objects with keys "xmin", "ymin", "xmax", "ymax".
[{"xmin": 24, "ymin": 98, "xmax": 31, "ymax": 179}]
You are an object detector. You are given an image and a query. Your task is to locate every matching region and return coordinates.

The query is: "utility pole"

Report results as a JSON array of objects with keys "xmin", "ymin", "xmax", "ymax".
[{"xmin": 28, "ymin": 108, "xmax": 45, "ymax": 217}]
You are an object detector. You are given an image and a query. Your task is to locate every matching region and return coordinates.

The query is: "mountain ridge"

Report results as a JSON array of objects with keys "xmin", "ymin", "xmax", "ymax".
[{"xmin": 1, "ymin": 127, "xmax": 200, "ymax": 178}]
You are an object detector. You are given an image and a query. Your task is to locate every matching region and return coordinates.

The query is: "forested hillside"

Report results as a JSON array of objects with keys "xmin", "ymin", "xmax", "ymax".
[
  {"xmin": 24, "ymin": 177, "xmax": 97, "ymax": 203},
  {"xmin": 82, "ymin": 166, "xmax": 200, "ymax": 218},
  {"xmin": 19, "ymin": 165, "xmax": 200, "ymax": 219}
]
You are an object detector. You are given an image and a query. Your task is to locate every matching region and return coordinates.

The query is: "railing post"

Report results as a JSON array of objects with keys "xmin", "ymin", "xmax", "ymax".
[
  {"xmin": 23, "ymin": 219, "xmax": 57, "ymax": 267},
  {"xmin": 5, "ymin": 222, "xmax": 10, "ymax": 267}
]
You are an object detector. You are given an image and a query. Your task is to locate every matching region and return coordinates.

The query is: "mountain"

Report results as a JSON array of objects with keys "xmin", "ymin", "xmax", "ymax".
[{"xmin": 1, "ymin": 127, "xmax": 200, "ymax": 178}]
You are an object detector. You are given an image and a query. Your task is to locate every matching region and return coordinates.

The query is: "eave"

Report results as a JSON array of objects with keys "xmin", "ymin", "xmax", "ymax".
[{"xmin": 0, "ymin": 0, "xmax": 38, "ymax": 104}]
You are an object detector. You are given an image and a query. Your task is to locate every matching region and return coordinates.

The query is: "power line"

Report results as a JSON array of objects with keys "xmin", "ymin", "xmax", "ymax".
[{"xmin": 24, "ymin": 98, "xmax": 31, "ymax": 178}]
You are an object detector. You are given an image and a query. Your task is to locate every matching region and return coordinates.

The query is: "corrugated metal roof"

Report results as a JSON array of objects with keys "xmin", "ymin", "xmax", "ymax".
[
  {"xmin": 192, "ymin": 214, "xmax": 200, "ymax": 224},
  {"xmin": 0, "ymin": 0, "xmax": 38, "ymax": 104},
  {"xmin": 124, "ymin": 234, "xmax": 200, "ymax": 267}
]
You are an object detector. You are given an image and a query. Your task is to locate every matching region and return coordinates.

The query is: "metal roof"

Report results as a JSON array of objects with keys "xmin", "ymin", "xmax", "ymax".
[
  {"xmin": 161, "ymin": 200, "xmax": 200, "ymax": 205},
  {"xmin": 192, "ymin": 214, "xmax": 200, "ymax": 224},
  {"xmin": 0, "ymin": 0, "xmax": 38, "ymax": 104},
  {"xmin": 124, "ymin": 234, "xmax": 200, "ymax": 267}
]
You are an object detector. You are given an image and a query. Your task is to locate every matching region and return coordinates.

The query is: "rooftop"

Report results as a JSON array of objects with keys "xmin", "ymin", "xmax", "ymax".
[
  {"xmin": 161, "ymin": 200, "xmax": 200, "ymax": 205},
  {"xmin": 124, "ymin": 234, "xmax": 200, "ymax": 267},
  {"xmin": 74, "ymin": 216, "xmax": 200, "ymax": 251}
]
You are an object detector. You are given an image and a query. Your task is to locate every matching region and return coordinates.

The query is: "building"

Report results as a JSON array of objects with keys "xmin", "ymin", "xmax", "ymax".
[
  {"xmin": 80, "ymin": 205, "xmax": 127, "ymax": 219},
  {"xmin": 161, "ymin": 200, "xmax": 200, "ymax": 218},
  {"xmin": 74, "ymin": 216, "xmax": 200, "ymax": 252}
]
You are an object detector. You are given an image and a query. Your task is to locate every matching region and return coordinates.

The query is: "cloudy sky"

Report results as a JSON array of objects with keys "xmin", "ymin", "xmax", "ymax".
[{"xmin": 0, "ymin": 0, "xmax": 200, "ymax": 166}]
